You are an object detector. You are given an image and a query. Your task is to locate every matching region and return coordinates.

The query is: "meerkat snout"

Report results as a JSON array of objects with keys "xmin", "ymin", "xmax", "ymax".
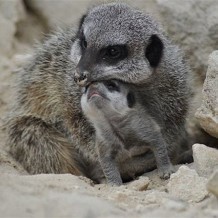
[
  {"xmin": 86, "ymin": 83, "xmax": 104, "ymax": 100},
  {"xmin": 81, "ymin": 80, "xmax": 136, "ymax": 122},
  {"xmin": 74, "ymin": 70, "xmax": 89, "ymax": 86},
  {"xmin": 84, "ymin": 81, "xmax": 120, "ymax": 101}
]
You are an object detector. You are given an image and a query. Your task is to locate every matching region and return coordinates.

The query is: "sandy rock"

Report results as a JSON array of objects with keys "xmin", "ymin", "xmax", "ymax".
[
  {"xmin": 195, "ymin": 51, "xmax": 218, "ymax": 137},
  {"xmin": 0, "ymin": 0, "xmax": 25, "ymax": 23},
  {"xmin": 0, "ymin": 174, "xmax": 124, "ymax": 218},
  {"xmin": 126, "ymin": 176, "xmax": 150, "ymax": 191},
  {"xmin": 25, "ymin": 0, "xmax": 158, "ymax": 29},
  {"xmin": 0, "ymin": 150, "xmax": 27, "ymax": 175},
  {"xmin": 162, "ymin": 198, "xmax": 188, "ymax": 212},
  {"xmin": 157, "ymin": 0, "xmax": 218, "ymax": 78},
  {"xmin": 0, "ymin": 0, "xmax": 26, "ymax": 56},
  {"xmin": 95, "ymin": 182, "xmax": 169, "ymax": 211},
  {"xmin": 193, "ymin": 144, "xmax": 218, "ymax": 177},
  {"xmin": 143, "ymin": 190, "xmax": 169, "ymax": 204},
  {"xmin": 25, "ymin": 0, "xmax": 96, "ymax": 28},
  {"xmin": 0, "ymin": 15, "xmax": 16, "ymax": 56},
  {"xmin": 0, "ymin": 55, "xmax": 18, "ymax": 124},
  {"xmin": 0, "ymin": 1, "xmax": 34, "ymax": 116},
  {"xmin": 207, "ymin": 170, "xmax": 218, "ymax": 197},
  {"xmin": 167, "ymin": 166, "xmax": 208, "ymax": 202}
]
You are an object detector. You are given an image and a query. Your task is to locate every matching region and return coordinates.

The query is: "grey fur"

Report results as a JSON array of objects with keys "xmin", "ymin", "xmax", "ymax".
[
  {"xmin": 81, "ymin": 81, "xmax": 175, "ymax": 185},
  {"xmin": 5, "ymin": 3, "xmax": 191, "ymax": 183}
]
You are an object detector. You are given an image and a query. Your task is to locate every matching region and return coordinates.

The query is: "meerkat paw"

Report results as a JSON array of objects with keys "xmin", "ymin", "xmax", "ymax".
[
  {"xmin": 158, "ymin": 164, "xmax": 175, "ymax": 180},
  {"xmin": 107, "ymin": 178, "xmax": 123, "ymax": 186},
  {"xmin": 99, "ymin": 178, "xmax": 107, "ymax": 184}
]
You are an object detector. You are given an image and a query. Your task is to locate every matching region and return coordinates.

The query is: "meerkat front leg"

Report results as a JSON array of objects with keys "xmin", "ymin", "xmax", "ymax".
[
  {"xmin": 144, "ymin": 131, "xmax": 175, "ymax": 179},
  {"xmin": 132, "ymin": 116, "xmax": 175, "ymax": 179},
  {"xmin": 150, "ymin": 135, "xmax": 175, "ymax": 179},
  {"xmin": 96, "ymin": 138, "xmax": 122, "ymax": 186}
]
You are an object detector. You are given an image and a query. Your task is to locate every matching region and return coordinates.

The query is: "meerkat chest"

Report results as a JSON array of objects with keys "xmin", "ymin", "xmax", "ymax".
[
  {"xmin": 115, "ymin": 140, "xmax": 151, "ymax": 163},
  {"xmin": 114, "ymin": 124, "xmax": 151, "ymax": 159}
]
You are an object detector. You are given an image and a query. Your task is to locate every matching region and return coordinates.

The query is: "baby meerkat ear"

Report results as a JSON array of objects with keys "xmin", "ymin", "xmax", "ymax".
[
  {"xmin": 145, "ymin": 35, "xmax": 164, "ymax": 68},
  {"xmin": 127, "ymin": 92, "xmax": 136, "ymax": 108}
]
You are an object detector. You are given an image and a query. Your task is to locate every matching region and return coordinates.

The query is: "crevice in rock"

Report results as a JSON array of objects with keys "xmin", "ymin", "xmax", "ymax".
[
  {"xmin": 12, "ymin": 0, "xmax": 49, "ymax": 51},
  {"xmin": 22, "ymin": 0, "xmax": 49, "ymax": 34}
]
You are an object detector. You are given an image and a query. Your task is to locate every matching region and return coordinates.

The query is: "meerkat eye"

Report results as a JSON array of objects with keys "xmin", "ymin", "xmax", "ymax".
[
  {"xmin": 104, "ymin": 81, "xmax": 120, "ymax": 92},
  {"xmin": 106, "ymin": 46, "xmax": 122, "ymax": 58},
  {"xmin": 102, "ymin": 45, "xmax": 128, "ymax": 62}
]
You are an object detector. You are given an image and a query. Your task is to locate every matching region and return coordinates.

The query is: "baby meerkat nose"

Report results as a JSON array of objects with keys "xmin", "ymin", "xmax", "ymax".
[{"xmin": 83, "ymin": 82, "xmax": 99, "ymax": 95}]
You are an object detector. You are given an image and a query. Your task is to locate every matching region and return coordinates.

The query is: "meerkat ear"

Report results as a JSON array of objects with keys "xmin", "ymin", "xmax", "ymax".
[
  {"xmin": 76, "ymin": 14, "xmax": 87, "ymax": 37},
  {"xmin": 127, "ymin": 92, "xmax": 136, "ymax": 108},
  {"xmin": 145, "ymin": 35, "xmax": 164, "ymax": 68},
  {"xmin": 78, "ymin": 14, "xmax": 87, "ymax": 30}
]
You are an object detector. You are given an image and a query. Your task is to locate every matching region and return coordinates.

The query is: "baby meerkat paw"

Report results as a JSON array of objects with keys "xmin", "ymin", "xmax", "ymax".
[
  {"xmin": 108, "ymin": 178, "xmax": 123, "ymax": 186},
  {"xmin": 158, "ymin": 164, "xmax": 175, "ymax": 180},
  {"xmin": 99, "ymin": 178, "xmax": 107, "ymax": 184}
]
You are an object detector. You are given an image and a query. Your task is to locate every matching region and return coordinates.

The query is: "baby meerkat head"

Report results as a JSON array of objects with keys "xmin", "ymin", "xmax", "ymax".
[{"xmin": 81, "ymin": 80, "xmax": 136, "ymax": 119}]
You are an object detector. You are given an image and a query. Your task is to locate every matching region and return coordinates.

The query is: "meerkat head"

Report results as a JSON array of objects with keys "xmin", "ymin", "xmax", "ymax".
[
  {"xmin": 71, "ymin": 3, "xmax": 164, "ymax": 86},
  {"xmin": 81, "ymin": 80, "xmax": 136, "ymax": 120}
]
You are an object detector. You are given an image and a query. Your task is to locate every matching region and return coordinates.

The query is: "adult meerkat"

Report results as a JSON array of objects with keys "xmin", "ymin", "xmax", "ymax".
[
  {"xmin": 81, "ymin": 80, "xmax": 175, "ymax": 185},
  {"xmin": 5, "ymin": 3, "xmax": 191, "ymax": 181}
]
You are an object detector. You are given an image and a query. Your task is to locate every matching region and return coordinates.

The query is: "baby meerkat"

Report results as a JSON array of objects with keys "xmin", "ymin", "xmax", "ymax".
[{"xmin": 81, "ymin": 80, "xmax": 175, "ymax": 185}]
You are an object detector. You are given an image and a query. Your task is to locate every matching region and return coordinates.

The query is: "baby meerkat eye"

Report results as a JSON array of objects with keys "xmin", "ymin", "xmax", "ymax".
[
  {"xmin": 104, "ymin": 81, "xmax": 120, "ymax": 92},
  {"xmin": 127, "ymin": 92, "xmax": 136, "ymax": 108},
  {"xmin": 84, "ymin": 85, "xmax": 88, "ymax": 93}
]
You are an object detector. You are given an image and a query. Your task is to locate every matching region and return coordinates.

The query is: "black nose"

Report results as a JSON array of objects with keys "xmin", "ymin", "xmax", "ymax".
[{"xmin": 74, "ymin": 69, "xmax": 89, "ymax": 86}]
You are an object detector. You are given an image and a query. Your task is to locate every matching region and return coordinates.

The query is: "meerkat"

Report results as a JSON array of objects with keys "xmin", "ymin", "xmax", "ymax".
[
  {"xmin": 81, "ymin": 80, "xmax": 175, "ymax": 185},
  {"xmin": 5, "ymin": 3, "xmax": 191, "ymax": 182}
]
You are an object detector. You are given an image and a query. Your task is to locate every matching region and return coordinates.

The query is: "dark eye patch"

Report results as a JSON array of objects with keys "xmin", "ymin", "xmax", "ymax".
[
  {"xmin": 145, "ymin": 34, "xmax": 163, "ymax": 68},
  {"xmin": 99, "ymin": 44, "xmax": 128, "ymax": 64},
  {"xmin": 127, "ymin": 92, "xmax": 135, "ymax": 108},
  {"xmin": 103, "ymin": 81, "xmax": 120, "ymax": 92}
]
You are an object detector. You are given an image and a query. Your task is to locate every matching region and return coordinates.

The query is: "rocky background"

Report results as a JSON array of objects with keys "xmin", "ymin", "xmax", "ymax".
[{"xmin": 0, "ymin": 0, "xmax": 218, "ymax": 217}]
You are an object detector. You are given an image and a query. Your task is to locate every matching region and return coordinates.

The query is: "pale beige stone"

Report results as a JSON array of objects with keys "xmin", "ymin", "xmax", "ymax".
[
  {"xmin": 193, "ymin": 144, "xmax": 218, "ymax": 177},
  {"xmin": 207, "ymin": 170, "xmax": 218, "ymax": 197},
  {"xmin": 167, "ymin": 166, "xmax": 208, "ymax": 203},
  {"xmin": 126, "ymin": 176, "xmax": 150, "ymax": 191},
  {"xmin": 196, "ymin": 51, "xmax": 218, "ymax": 138}
]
